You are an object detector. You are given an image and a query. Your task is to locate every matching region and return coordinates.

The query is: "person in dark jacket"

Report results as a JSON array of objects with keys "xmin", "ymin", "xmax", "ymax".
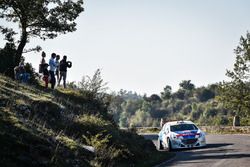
[{"xmin": 58, "ymin": 55, "xmax": 72, "ymax": 88}]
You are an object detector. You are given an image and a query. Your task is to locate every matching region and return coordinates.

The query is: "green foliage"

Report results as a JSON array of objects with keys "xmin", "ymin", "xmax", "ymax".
[
  {"xmin": 112, "ymin": 80, "xmax": 239, "ymax": 127},
  {"xmin": 196, "ymin": 87, "xmax": 215, "ymax": 102},
  {"xmin": 148, "ymin": 94, "xmax": 162, "ymax": 102},
  {"xmin": 160, "ymin": 85, "xmax": 172, "ymax": 100},
  {"xmin": 0, "ymin": 43, "xmax": 16, "ymax": 78},
  {"xmin": 119, "ymin": 111, "xmax": 130, "ymax": 127},
  {"xmin": 203, "ymin": 107, "xmax": 217, "ymax": 118},
  {"xmin": 173, "ymin": 100, "xmax": 185, "ymax": 112},
  {"xmin": 0, "ymin": 74, "xmax": 170, "ymax": 167},
  {"xmin": 24, "ymin": 62, "xmax": 39, "ymax": 84},
  {"xmin": 130, "ymin": 109, "xmax": 152, "ymax": 127},
  {"xmin": 218, "ymin": 32, "xmax": 250, "ymax": 116},
  {"xmin": 121, "ymin": 99, "xmax": 142, "ymax": 115},
  {"xmin": 0, "ymin": 0, "xmax": 84, "ymax": 65},
  {"xmin": 78, "ymin": 69, "xmax": 108, "ymax": 100},
  {"xmin": 190, "ymin": 109, "xmax": 201, "ymax": 121},
  {"xmin": 181, "ymin": 104, "xmax": 192, "ymax": 115},
  {"xmin": 172, "ymin": 89, "xmax": 186, "ymax": 100},
  {"xmin": 83, "ymin": 131, "xmax": 112, "ymax": 150},
  {"xmin": 83, "ymin": 131, "xmax": 132, "ymax": 167},
  {"xmin": 179, "ymin": 80, "xmax": 195, "ymax": 90},
  {"xmin": 0, "ymin": 42, "xmax": 39, "ymax": 83}
]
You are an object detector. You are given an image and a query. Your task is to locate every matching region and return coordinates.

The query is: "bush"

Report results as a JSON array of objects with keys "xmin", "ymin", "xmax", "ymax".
[
  {"xmin": 83, "ymin": 131, "xmax": 131, "ymax": 167},
  {"xmin": 0, "ymin": 43, "xmax": 39, "ymax": 84},
  {"xmin": 203, "ymin": 108, "xmax": 218, "ymax": 118},
  {"xmin": 0, "ymin": 43, "xmax": 16, "ymax": 78},
  {"xmin": 24, "ymin": 63, "xmax": 39, "ymax": 84},
  {"xmin": 213, "ymin": 116, "xmax": 229, "ymax": 125}
]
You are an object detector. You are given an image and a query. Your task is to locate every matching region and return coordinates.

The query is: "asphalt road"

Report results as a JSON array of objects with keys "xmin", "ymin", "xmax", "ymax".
[{"xmin": 143, "ymin": 134, "xmax": 250, "ymax": 167}]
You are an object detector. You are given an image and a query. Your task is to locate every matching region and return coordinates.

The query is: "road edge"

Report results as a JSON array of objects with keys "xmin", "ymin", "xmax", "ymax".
[{"xmin": 154, "ymin": 153, "xmax": 177, "ymax": 167}]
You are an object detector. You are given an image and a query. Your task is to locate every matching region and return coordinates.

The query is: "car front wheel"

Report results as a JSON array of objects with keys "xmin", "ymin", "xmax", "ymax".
[
  {"xmin": 167, "ymin": 138, "xmax": 172, "ymax": 151},
  {"xmin": 157, "ymin": 138, "xmax": 163, "ymax": 150}
]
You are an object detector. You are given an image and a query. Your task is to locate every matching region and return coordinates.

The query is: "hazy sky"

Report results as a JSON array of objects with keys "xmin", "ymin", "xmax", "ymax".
[{"xmin": 1, "ymin": 0, "xmax": 250, "ymax": 95}]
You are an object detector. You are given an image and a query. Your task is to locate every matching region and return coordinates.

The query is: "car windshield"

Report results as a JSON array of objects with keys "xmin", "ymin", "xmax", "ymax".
[{"xmin": 170, "ymin": 124, "xmax": 198, "ymax": 132}]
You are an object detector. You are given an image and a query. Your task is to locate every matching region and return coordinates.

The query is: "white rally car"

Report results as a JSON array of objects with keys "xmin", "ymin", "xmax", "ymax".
[{"xmin": 157, "ymin": 121, "xmax": 206, "ymax": 151}]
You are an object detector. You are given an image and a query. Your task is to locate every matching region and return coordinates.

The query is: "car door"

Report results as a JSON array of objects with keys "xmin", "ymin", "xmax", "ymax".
[
  {"xmin": 158, "ymin": 124, "xmax": 165, "ymax": 141},
  {"xmin": 162, "ymin": 125, "xmax": 170, "ymax": 145}
]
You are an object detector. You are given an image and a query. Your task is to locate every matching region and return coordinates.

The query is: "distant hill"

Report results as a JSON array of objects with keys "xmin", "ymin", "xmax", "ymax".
[{"xmin": 0, "ymin": 74, "xmax": 172, "ymax": 167}]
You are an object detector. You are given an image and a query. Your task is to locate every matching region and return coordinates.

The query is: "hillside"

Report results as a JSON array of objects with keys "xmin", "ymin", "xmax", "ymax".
[{"xmin": 0, "ymin": 75, "xmax": 172, "ymax": 167}]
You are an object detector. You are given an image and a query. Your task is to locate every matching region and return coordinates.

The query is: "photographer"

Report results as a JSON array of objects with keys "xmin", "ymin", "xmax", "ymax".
[{"xmin": 58, "ymin": 55, "xmax": 72, "ymax": 88}]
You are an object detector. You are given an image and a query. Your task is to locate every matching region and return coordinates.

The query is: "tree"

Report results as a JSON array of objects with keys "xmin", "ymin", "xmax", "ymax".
[
  {"xmin": 0, "ymin": 0, "xmax": 84, "ymax": 65},
  {"xmin": 149, "ymin": 94, "xmax": 162, "ymax": 102},
  {"xmin": 0, "ymin": 42, "xmax": 16, "ymax": 77},
  {"xmin": 172, "ymin": 89, "xmax": 185, "ymax": 100},
  {"xmin": 179, "ymin": 80, "xmax": 195, "ymax": 90},
  {"xmin": 160, "ymin": 85, "xmax": 172, "ymax": 100},
  {"xmin": 218, "ymin": 32, "xmax": 250, "ymax": 125},
  {"xmin": 130, "ymin": 109, "xmax": 152, "ymax": 127},
  {"xmin": 119, "ymin": 111, "xmax": 129, "ymax": 127},
  {"xmin": 195, "ymin": 87, "xmax": 215, "ymax": 102},
  {"xmin": 79, "ymin": 69, "xmax": 108, "ymax": 99}
]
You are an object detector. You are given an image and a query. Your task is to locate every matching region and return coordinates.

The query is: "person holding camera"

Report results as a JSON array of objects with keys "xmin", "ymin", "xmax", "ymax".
[{"xmin": 58, "ymin": 55, "xmax": 72, "ymax": 88}]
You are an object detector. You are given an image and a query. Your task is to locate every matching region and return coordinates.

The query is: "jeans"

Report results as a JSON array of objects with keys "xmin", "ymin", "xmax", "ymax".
[
  {"xmin": 58, "ymin": 71, "xmax": 67, "ymax": 88},
  {"xmin": 49, "ymin": 70, "xmax": 56, "ymax": 89}
]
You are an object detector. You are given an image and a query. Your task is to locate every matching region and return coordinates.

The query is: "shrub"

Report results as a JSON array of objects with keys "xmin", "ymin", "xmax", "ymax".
[
  {"xmin": 24, "ymin": 62, "xmax": 39, "ymax": 85},
  {"xmin": 0, "ymin": 43, "xmax": 16, "ymax": 78}
]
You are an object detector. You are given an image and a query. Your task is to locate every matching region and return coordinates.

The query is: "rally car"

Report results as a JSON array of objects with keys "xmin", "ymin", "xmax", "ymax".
[{"xmin": 157, "ymin": 120, "xmax": 206, "ymax": 151}]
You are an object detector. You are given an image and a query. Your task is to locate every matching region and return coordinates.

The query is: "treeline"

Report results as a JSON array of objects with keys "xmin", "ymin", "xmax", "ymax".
[{"xmin": 109, "ymin": 80, "xmax": 249, "ymax": 127}]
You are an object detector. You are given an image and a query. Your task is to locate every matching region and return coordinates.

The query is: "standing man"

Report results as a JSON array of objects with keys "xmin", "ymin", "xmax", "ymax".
[
  {"xmin": 49, "ymin": 53, "xmax": 57, "ymax": 89},
  {"xmin": 58, "ymin": 55, "xmax": 72, "ymax": 88}
]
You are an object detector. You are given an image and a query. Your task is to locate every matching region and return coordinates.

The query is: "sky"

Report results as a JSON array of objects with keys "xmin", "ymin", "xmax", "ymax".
[{"xmin": 1, "ymin": 0, "xmax": 250, "ymax": 95}]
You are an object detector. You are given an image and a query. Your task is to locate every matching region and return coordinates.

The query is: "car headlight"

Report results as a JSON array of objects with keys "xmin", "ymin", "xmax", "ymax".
[
  {"xmin": 196, "ymin": 132, "xmax": 205, "ymax": 138},
  {"xmin": 171, "ymin": 134, "xmax": 177, "ymax": 139},
  {"xmin": 172, "ymin": 134, "xmax": 183, "ymax": 140}
]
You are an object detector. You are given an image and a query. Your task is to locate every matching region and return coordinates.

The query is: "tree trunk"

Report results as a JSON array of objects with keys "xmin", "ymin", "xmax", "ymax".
[
  {"xmin": 233, "ymin": 115, "xmax": 240, "ymax": 127},
  {"xmin": 15, "ymin": 28, "xmax": 27, "ymax": 66},
  {"xmin": 233, "ymin": 103, "xmax": 241, "ymax": 127}
]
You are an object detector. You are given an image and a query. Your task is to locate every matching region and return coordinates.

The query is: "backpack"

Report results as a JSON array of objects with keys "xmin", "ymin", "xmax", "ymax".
[{"xmin": 39, "ymin": 64, "xmax": 44, "ymax": 73}]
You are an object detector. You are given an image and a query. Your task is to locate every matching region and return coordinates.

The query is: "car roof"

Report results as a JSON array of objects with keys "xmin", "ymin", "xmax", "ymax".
[{"xmin": 164, "ymin": 120, "xmax": 194, "ymax": 126}]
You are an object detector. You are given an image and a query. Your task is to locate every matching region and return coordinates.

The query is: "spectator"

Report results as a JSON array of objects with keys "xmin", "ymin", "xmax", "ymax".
[
  {"xmin": 14, "ymin": 58, "xmax": 30, "ymax": 83},
  {"xmin": 49, "ymin": 53, "xmax": 57, "ymax": 89},
  {"xmin": 58, "ymin": 55, "xmax": 72, "ymax": 88},
  {"xmin": 39, "ymin": 51, "xmax": 46, "ymax": 73},
  {"xmin": 14, "ymin": 58, "xmax": 25, "ymax": 80}
]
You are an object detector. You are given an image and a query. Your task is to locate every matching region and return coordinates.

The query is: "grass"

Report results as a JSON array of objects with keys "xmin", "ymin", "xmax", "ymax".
[{"xmin": 0, "ymin": 74, "xmax": 174, "ymax": 167}]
